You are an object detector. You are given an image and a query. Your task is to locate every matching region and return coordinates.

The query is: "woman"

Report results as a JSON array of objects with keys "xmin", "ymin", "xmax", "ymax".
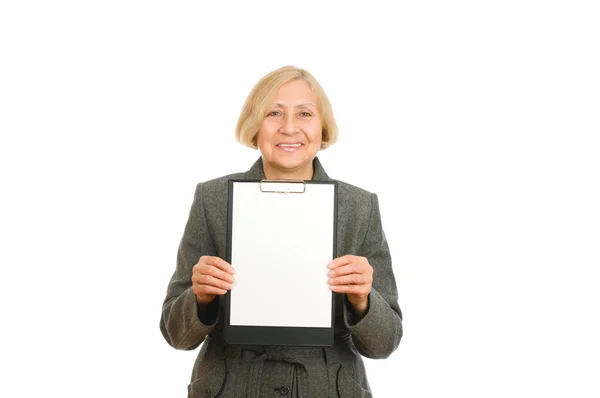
[{"xmin": 160, "ymin": 65, "xmax": 402, "ymax": 397}]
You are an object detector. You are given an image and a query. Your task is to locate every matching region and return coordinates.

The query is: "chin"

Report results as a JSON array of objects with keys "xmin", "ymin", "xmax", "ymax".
[
  {"xmin": 276, "ymin": 161, "xmax": 305, "ymax": 170},
  {"xmin": 271, "ymin": 153, "xmax": 301, "ymax": 165}
]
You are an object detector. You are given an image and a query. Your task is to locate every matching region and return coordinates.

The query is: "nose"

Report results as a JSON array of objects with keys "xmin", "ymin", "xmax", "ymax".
[{"xmin": 281, "ymin": 113, "xmax": 298, "ymax": 135}]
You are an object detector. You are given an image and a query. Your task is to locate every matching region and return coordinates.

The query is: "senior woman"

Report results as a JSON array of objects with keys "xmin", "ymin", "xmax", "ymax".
[{"xmin": 160, "ymin": 65, "xmax": 402, "ymax": 397}]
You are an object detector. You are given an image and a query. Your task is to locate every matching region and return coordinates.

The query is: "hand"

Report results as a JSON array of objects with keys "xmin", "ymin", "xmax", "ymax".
[
  {"xmin": 192, "ymin": 256, "xmax": 235, "ymax": 305},
  {"xmin": 328, "ymin": 255, "xmax": 373, "ymax": 313}
]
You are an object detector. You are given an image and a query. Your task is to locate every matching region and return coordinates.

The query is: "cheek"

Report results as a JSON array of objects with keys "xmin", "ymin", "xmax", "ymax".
[
  {"xmin": 307, "ymin": 121, "xmax": 323, "ymax": 143},
  {"xmin": 259, "ymin": 120, "xmax": 279, "ymax": 137},
  {"xmin": 257, "ymin": 123, "xmax": 270, "ymax": 143},
  {"xmin": 257, "ymin": 124, "xmax": 280, "ymax": 153}
]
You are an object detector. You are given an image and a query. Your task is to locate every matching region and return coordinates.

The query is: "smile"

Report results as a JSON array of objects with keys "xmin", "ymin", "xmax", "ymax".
[{"xmin": 276, "ymin": 143, "xmax": 303, "ymax": 152}]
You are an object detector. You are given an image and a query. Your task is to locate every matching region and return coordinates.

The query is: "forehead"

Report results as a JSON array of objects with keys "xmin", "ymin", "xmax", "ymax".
[{"xmin": 272, "ymin": 79, "xmax": 318, "ymax": 105}]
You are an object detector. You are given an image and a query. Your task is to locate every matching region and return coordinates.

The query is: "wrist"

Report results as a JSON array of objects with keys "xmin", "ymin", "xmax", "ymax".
[
  {"xmin": 349, "ymin": 296, "xmax": 369, "ymax": 319},
  {"xmin": 196, "ymin": 294, "xmax": 215, "ymax": 306}
]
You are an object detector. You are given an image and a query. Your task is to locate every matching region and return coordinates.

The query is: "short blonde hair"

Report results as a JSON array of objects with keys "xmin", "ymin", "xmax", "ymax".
[{"xmin": 235, "ymin": 65, "xmax": 338, "ymax": 150}]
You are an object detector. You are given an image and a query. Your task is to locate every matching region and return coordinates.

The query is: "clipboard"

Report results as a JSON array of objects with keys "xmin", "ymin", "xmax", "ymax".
[{"xmin": 223, "ymin": 179, "xmax": 337, "ymax": 346}]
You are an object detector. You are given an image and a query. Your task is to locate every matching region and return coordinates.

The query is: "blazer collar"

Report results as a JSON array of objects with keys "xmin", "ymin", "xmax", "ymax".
[{"xmin": 244, "ymin": 156, "xmax": 330, "ymax": 181}]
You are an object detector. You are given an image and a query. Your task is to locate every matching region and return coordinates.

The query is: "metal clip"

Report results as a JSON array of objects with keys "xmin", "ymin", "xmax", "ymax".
[{"xmin": 259, "ymin": 179, "xmax": 306, "ymax": 193}]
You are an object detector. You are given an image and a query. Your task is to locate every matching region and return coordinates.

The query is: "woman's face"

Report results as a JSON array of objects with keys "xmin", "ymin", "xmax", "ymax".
[{"xmin": 257, "ymin": 79, "xmax": 322, "ymax": 180}]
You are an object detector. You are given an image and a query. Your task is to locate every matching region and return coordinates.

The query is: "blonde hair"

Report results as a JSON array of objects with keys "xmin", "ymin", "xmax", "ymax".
[{"xmin": 235, "ymin": 65, "xmax": 338, "ymax": 150}]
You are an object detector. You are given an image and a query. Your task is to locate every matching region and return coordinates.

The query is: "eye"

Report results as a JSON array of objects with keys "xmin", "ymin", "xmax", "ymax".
[
  {"xmin": 266, "ymin": 110, "xmax": 282, "ymax": 117},
  {"xmin": 299, "ymin": 111, "xmax": 312, "ymax": 117}
]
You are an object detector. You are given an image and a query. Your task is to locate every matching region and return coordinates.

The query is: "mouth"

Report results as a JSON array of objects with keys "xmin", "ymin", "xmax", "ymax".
[{"xmin": 276, "ymin": 142, "xmax": 303, "ymax": 152}]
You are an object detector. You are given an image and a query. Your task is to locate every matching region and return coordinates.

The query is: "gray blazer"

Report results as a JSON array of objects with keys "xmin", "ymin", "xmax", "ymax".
[{"xmin": 160, "ymin": 157, "xmax": 402, "ymax": 397}]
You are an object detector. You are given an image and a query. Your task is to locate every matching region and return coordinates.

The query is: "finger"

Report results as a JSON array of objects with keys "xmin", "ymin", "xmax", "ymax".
[
  {"xmin": 328, "ymin": 255, "xmax": 358, "ymax": 270},
  {"xmin": 195, "ymin": 284, "xmax": 228, "ymax": 296},
  {"xmin": 329, "ymin": 273, "xmax": 371, "ymax": 286},
  {"xmin": 193, "ymin": 274, "xmax": 233, "ymax": 291},
  {"xmin": 329, "ymin": 284, "xmax": 369, "ymax": 295},
  {"xmin": 329, "ymin": 261, "xmax": 370, "ymax": 278},
  {"xmin": 200, "ymin": 256, "xmax": 236, "ymax": 275},
  {"xmin": 204, "ymin": 264, "xmax": 235, "ymax": 284}
]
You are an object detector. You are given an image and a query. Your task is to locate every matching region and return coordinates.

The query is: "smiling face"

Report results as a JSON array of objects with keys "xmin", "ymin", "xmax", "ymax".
[{"xmin": 256, "ymin": 79, "xmax": 322, "ymax": 180}]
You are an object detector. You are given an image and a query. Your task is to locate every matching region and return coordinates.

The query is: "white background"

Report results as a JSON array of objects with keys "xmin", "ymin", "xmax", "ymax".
[{"xmin": 1, "ymin": 1, "xmax": 599, "ymax": 397}]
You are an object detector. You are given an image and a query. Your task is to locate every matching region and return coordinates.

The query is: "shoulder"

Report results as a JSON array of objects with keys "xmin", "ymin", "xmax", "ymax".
[
  {"xmin": 189, "ymin": 172, "xmax": 248, "ymax": 212},
  {"xmin": 334, "ymin": 179, "xmax": 376, "ymax": 207},
  {"xmin": 193, "ymin": 157, "xmax": 262, "ymax": 197},
  {"xmin": 332, "ymin": 180, "xmax": 379, "ymax": 225},
  {"xmin": 194, "ymin": 171, "xmax": 246, "ymax": 197}
]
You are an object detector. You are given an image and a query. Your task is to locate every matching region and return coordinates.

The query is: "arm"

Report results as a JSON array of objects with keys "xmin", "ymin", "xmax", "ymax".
[
  {"xmin": 160, "ymin": 183, "xmax": 220, "ymax": 350},
  {"xmin": 344, "ymin": 193, "xmax": 403, "ymax": 359}
]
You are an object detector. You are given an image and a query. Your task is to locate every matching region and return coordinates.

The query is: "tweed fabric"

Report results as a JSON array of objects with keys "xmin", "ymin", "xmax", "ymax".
[{"xmin": 160, "ymin": 157, "xmax": 402, "ymax": 397}]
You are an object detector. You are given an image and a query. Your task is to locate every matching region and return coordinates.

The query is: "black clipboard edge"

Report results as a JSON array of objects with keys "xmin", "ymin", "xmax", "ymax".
[
  {"xmin": 224, "ymin": 179, "xmax": 338, "ymax": 347},
  {"xmin": 224, "ymin": 326, "xmax": 333, "ymax": 347}
]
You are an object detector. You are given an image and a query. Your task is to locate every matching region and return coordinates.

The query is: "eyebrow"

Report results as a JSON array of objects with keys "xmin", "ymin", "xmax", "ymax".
[{"xmin": 270, "ymin": 102, "xmax": 317, "ymax": 108}]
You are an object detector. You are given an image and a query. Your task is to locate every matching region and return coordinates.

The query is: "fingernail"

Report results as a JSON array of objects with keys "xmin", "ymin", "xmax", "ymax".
[
  {"xmin": 328, "ymin": 262, "xmax": 334, "ymax": 269},
  {"xmin": 328, "ymin": 270, "xmax": 335, "ymax": 277}
]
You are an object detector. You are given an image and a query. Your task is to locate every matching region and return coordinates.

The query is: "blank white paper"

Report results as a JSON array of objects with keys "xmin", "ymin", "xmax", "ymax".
[{"xmin": 230, "ymin": 181, "xmax": 335, "ymax": 327}]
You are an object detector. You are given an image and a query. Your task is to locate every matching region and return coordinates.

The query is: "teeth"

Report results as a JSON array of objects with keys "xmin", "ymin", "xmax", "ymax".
[{"xmin": 278, "ymin": 143, "xmax": 301, "ymax": 147}]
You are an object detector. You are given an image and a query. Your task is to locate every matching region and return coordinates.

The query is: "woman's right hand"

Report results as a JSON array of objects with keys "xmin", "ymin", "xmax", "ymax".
[{"xmin": 192, "ymin": 256, "xmax": 236, "ymax": 305}]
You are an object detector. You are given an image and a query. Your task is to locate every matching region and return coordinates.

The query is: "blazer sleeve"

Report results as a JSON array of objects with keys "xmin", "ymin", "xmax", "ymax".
[
  {"xmin": 160, "ymin": 183, "xmax": 220, "ymax": 350},
  {"xmin": 344, "ymin": 193, "xmax": 403, "ymax": 359}
]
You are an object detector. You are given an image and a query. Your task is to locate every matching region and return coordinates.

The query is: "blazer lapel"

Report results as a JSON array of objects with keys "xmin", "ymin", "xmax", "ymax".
[{"xmin": 312, "ymin": 157, "xmax": 330, "ymax": 181}]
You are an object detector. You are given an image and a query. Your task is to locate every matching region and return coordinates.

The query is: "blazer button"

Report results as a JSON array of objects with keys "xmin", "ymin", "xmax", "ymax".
[
  {"xmin": 280, "ymin": 386, "xmax": 289, "ymax": 395},
  {"xmin": 203, "ymin": 388, "xmax": 211, "ymax": 397}
]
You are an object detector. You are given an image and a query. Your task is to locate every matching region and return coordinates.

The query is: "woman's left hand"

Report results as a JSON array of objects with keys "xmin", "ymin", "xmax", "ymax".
[{"xmin": 328, "ymin": 255, "xmax": 373, "ymax": 315}]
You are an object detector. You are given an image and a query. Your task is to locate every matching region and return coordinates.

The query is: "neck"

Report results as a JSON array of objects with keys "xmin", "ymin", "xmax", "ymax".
[{"xmin": 262, "ymin": 160, "xmax": 314, "ymax": 180}]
